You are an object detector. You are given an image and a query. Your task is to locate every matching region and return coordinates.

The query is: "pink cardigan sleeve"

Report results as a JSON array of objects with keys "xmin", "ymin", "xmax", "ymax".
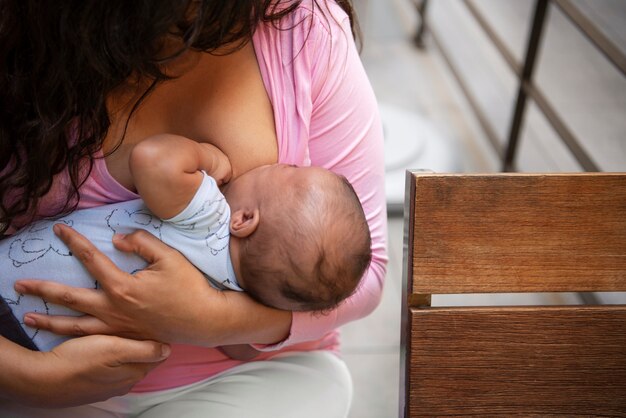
[{"xmin": 256, "ymin": 2, "xmax": 388, "ymax": 349}]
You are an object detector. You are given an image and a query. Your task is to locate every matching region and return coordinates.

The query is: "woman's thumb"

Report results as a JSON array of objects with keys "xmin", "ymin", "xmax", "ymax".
[{"xmin": 108, "ymin": 338, "xmax": 171, "ymax": 365}]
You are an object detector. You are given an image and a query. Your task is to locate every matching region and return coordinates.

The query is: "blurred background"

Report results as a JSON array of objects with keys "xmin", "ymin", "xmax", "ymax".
[{"xmin": 339, "ymin": 1, "xmax": 626, "ymax": 417}]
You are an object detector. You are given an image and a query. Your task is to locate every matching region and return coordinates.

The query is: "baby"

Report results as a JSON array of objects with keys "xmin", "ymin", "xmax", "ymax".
[{"xmin": 0, "ymin": 134, "xmax": 372, "ymax": 351}]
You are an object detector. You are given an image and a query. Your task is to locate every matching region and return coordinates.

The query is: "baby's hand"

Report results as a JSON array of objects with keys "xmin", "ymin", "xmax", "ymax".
[{"xmin": 200, "ymin": 143, "xmax": 232, "ymax": 186}]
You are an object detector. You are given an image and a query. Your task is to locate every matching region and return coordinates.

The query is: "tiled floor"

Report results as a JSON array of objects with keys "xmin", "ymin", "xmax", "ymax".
[{"xmin": 340, "ymin": 1, "xmax": 625, "ymax": 417}]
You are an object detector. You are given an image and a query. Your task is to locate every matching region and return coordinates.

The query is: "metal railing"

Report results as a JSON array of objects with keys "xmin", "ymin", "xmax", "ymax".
[{"xmin": 414, "ymin": 0, "xmax": 626, "ymax": 172}]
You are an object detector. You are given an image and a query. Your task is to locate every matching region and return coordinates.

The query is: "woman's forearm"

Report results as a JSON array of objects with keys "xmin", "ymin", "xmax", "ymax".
[
  {"xmin": 0, "ymin": 336, "xmax": 41, "ymax": 404},
  {"xmin": 196, "ymin": 290, "xmax": 292, "ymax": 346}
]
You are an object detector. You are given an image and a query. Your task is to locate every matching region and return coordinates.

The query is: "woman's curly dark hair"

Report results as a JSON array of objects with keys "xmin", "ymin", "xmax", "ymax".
[{"xmin": 0, "ymin": 0, "xmax": 357, "ymax": 234}]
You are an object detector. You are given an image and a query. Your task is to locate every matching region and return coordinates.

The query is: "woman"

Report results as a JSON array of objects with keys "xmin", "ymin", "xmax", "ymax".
[{"xmin": 0, "ymin": 0, "xmax": 387, "ymax": 416}]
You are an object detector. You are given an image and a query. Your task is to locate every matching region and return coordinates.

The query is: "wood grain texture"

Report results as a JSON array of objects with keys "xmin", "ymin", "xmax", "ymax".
[
  {"xmin": 410, "ymin": 173, "xmax": 626, "ymax": 294},
  {"xmin": 407, "ymin": 306, "xmax": 626, "ymax": 417}
]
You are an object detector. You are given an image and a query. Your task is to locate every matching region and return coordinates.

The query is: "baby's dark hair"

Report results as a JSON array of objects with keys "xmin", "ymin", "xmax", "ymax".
[{"xmin": 239, "ymin": 170, "xmax": 371, "ymax": 312}]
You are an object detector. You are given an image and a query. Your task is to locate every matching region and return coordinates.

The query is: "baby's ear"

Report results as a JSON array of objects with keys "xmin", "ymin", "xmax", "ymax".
[{"xmin": 230, "ymin": 208, "xmax": 260, "ymax": 238}]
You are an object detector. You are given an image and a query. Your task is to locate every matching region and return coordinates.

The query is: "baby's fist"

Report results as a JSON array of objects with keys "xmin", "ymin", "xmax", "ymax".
[{"xmin": 200, "ymin": 143, "xmax": 232, "ymax": 186}]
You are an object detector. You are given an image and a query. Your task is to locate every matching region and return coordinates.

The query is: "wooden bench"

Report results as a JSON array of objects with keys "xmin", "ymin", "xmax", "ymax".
[{"xmin": 399, "ymin": 171, "xmax": 626, "ymax": 417}]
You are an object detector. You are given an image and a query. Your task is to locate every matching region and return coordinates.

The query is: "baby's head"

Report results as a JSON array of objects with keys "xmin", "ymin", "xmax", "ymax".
[{"xmin": 224, "ymin": 164, "xmax": 371, "ymax": 312}]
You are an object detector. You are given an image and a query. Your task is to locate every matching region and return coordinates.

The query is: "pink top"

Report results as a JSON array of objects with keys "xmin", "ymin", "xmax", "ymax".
[{"xmin": 22, "ymin": 0, "xmax": 387, "ymax": 392}]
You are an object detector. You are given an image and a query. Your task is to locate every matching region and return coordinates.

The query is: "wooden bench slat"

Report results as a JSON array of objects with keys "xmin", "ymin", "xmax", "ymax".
[
  {"xmin": 404, "ymin": 306, "xmax": 626, "ymax": 417},
  {"xmin": 409, "ymin": 173, "xmax": 626, "ymax": 294}
]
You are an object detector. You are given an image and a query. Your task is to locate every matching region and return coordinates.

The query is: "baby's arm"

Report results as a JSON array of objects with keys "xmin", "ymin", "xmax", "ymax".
[
  {"xmin": 132, "ymin": 135, "xmax": 255, "ymax": 361},
  {"xmin": 129, "ymin": 134, "xmax": 231, "ymax": 219}
]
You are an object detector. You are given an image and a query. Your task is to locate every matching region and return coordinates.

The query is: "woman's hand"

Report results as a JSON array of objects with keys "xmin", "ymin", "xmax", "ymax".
[
  {"xmin": 15, "ymin": 223, "xmax": 292, "ymax": 346},
  {"xmin": 15, "ymin": 223, "xmax": 224, "ymax": 345},
  {"xmin": 2, "ymin": 335, "xmax": 169, "ymax": 408}
]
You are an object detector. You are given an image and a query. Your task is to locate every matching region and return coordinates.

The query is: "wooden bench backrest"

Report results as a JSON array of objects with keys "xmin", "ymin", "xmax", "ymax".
[{"xmin": 400, "ymin": 172, "xmax": 626, "ymax": 417}]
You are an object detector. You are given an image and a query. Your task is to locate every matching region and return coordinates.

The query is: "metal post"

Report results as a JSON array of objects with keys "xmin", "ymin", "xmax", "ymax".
[
  {"xmin": 502, "ymin": 0, "xmax": 549, "ymax": 172},
  {"xmin": 413, "ymin": 0, "xmax": 430, "ymax": 49}
]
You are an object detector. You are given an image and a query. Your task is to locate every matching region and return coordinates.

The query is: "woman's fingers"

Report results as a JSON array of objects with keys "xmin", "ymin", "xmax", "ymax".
[
  {"xmin": 19, "ymin": 224, "xmax": 229, "ymax": 345},
  {"xmin": 102, "ymin": 337, "xmax": 171, "ymax": 366},
  {"xmin": 14, "ymin": 280, "xmax": 104, "ymax": 317},
  {"xmin": 112, "ymin": 229, "xmax": 177, "ymax": 265},
  {"xmin": 52, "ymin": 223, "xmax": 127, "ymax": 290},
  {"xmin": 23, "ymin": 312, "xmax": 112, "ymax": 337}
]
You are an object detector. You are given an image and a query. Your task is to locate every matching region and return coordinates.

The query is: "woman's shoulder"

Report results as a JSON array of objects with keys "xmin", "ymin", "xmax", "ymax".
[
  {"xmin": 294, "ymin": 0, "xmax": 351, "ymax": 35},
  {"xmin": 253, "ymin": 0, "xmax": 355, "ymax": 92},
  {"xmin": 255, "ymin": 0, "xmax": 351, "ymax": 46}
]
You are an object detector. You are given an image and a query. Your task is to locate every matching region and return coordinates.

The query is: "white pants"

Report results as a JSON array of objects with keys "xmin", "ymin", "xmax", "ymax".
[{"xmin": 0, "ymin": 351, "xmax": 352, "ymax": 418}]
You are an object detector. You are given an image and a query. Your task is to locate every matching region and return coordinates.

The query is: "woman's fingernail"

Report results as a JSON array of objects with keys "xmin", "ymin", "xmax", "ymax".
[
  {"xmin": 23, "ymin": 315, "xmax": 36, "ymax": 327},
  {"xmin": 161, "ymin": 344, "xmax": 172, "ymax": 358},
  {"xmin": 112, "ymin": 233, "xmax": 126, "ymax": 242},
  {"xmin": 14, "ymin": 283, "xmax": 25, "ymax": 293},
  {"xmin": 53, "ymin": 224, "xmax": 61, "ymax": 235}
]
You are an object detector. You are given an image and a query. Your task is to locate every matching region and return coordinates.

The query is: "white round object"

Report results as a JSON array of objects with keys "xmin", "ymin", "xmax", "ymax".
[{"xmin": 380, "ymin": 103, "xmax": 463, "ymax": 213}]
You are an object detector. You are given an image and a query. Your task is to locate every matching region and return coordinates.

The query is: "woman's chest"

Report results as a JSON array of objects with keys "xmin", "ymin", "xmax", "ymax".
[{"xmin": 104, "ymin": 45, "xmax": 278, "ymax": 190}]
